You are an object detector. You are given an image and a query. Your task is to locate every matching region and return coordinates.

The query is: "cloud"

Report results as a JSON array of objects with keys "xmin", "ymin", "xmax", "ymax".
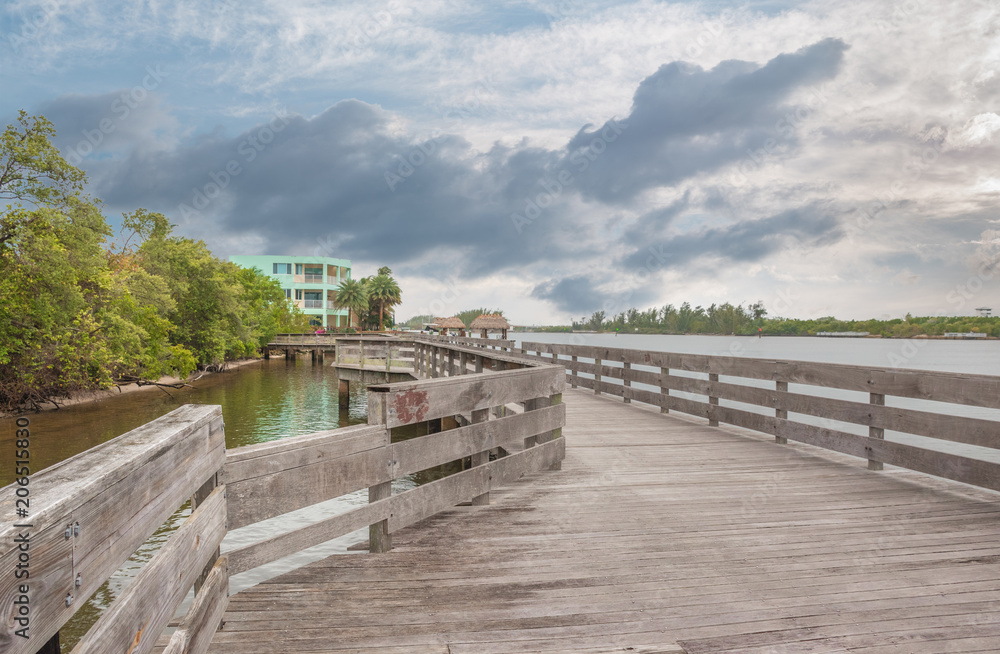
[{"xmin": 561, "ymin": 38, "xmax": 849, "ymax": 203}]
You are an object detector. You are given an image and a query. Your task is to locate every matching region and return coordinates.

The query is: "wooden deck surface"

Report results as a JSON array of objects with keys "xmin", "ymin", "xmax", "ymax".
[{"xmin": 209, "ymin": 388, "xmax": 1000, "ymax": 653}]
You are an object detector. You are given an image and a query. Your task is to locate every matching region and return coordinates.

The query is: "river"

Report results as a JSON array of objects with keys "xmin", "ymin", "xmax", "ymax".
[{"xmin": 2, "ymin": 334, "xmax": 998, "ymax": 646}]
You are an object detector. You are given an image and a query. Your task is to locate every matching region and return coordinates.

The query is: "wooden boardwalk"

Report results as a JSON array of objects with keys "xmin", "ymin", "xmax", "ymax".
[{"xmin": 208, "ymin": 388, "xmax": 1000, "ymax": 654}]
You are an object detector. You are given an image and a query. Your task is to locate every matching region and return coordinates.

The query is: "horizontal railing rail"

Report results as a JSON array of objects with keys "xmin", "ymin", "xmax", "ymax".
[
  {"xmin": 334, "ymin": 337, "xmax": 415, "ymax": 371},
  {"xmin": 520, "ymin": 341, "xmax": 1000, "ymax": 493},
  {"xmin": 0, "ymin": 406, "xmax": 228, "ymax": 654}
]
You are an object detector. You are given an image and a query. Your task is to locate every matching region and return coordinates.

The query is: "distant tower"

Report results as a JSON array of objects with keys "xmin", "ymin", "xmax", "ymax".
[{"xmin": 975, "ymin": 307, "xmax": 992, "ymax": 317}]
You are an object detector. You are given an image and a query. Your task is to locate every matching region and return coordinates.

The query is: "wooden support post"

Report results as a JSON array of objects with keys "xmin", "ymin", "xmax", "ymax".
[
  {"xmin": 192, "ymin": 469, "xmax": 223, "ymax": 594},
  {"xmin": 459, "ymin": 351, "xmax": 467, "ymax": 375},
  {"xmin": 868, "ymin": 392, "xmax": 885, "ymax": 470},
  {"xmin": 623, "ymin": 362, "xmax": 631, "ymax": 404},
  {"xmin": 311, "ymin": 348, "xmax": 317, "ymax": 363},
  {"xmin": 775, "ymin": 380, "xmax": 788, "ymax": 444},
  {"xmin": 448, "ymin": 350, "xmax": 455, "ymax": 376},
  {"xmin": 571, "ymin": 355, "xmax": 578, "ymax": 388},
  {"xmin": 660, "ymin": 367, "xmax": 669, "ymax": 413},
  {"xmin": 475, "ymin": 355, "xmax": 483, "ymax": 373},
  {"xmin": 523, "ymin": 398, "xmax": 541, "ymax": 448},
  {"xmin": 470, "ymin": 408, "xmax": 491, "ymax": 505},
  {"xmin": 594, "ymin": 358, "xmax": 602, "ymax": 395},
  {"xmin": 708, "ymin": 373, "xmax": 720, "ymax": 426},
  {"xmin": 430, "ymin": 348, "xmax": 439, "ymax": 378},
  {"xmin": 339, "ymin": 378, "xmax": 350, "ymax": 408},
  {"xmin": 263, "ymin": 347, "xmax": 270, "ymax": 360},
  {"xmin": 317, "ymin": 349, "xmax": 324, "ymax": 363},
  {"xmin": 385, "ymin": 344, "xmax": 392, "ymax": 371},
  {"xmin": 547, "ymin": 393, "xmax": 563, "ymax": 470},
  {"xmin": 369, "ymin": 481, "xmax": 392, "ymax": 553}
]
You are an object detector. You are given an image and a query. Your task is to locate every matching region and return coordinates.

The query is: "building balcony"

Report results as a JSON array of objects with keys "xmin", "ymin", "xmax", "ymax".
[
  {"xmin": 303, "ymin": 300, "xmax": 324, "ymax": 308},
  {"xmin": 304, "ymin": 274, "xmax": 324, "ymax": 283}
]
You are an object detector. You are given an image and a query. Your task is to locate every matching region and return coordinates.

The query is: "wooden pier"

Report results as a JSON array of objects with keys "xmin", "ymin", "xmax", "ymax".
[{"xmin": 3, "ymin": 336, "xmax": 1000, "ymax": 653}]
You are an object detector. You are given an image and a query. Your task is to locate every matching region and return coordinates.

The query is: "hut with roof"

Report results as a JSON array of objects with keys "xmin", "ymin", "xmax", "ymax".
[
  {"xmin": 433, "ymin": 316, "xmax": 467, "ymax": 336},
  {"xmin": 470, "ymin": 313, "xmax": 511, "ymax": 339}
]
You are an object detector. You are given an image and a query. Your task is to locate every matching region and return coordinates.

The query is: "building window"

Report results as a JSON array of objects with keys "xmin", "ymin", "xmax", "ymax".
[
  {"xmin": 295, "ymin": 289, "xmax": 303, "ymax": 300},
  {"xmin": 295, "ymin": 264, "xmax": 303, "ymax": 275},
  {"xmin": 283, "ymin": 289, "xmax": 291, "ymax": 299},
  {"xmin": 273, "ymin": 263, "xmax": 291, "ymax": 275}
]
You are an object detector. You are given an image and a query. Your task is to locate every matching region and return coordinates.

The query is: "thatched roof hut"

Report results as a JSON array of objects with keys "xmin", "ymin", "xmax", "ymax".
[
  {"xmin": 433, "ymin": 316, "xmax": 466, "ymax": 336},
  {"xmin": 470, "ymin": 313, "xmax": 510, "ymax": 339}
]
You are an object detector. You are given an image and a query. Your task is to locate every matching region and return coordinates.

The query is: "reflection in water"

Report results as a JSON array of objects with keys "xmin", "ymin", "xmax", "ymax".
[{"xmin": 0, "ymin": 359, "xmax": 376, "ymax": 649}]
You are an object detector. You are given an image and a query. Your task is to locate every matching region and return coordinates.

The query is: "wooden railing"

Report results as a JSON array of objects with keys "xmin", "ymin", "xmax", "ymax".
[
  {"xmin": 520, "ymin": 341, "xmax": 1000, "ymax": 493},
  {"xmin": 414, "ymin": 333, "xmax": 515, "ymax": 352},
  {"xmin": 269, "ymin": 333, "xmax": 339, "ymax": 346},
  {"xmin": 334, "ymin": 336, "xmax": 415, "ymax": 370},
  {"xmin": 0, "ymin": 406, "xmax": 228, "ymax": 654},
  {"xmin": 1, "ymin": 340, "xmax": 565, "ymax": 652}
]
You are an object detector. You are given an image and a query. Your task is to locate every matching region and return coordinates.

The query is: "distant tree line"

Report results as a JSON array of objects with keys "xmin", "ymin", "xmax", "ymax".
[
  {"xmin": 0, "ymin": 112, "xmax": 309, "ymax": 412},
  {"xmin": 560, "ymin": 303, "xmax": 1000, "ymax": 338}
]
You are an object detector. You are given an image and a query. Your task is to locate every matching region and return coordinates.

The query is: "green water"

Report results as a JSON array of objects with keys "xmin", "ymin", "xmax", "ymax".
[{"xmin": 0, "ymin": 358, "xmax": 384, "ymax": 649}]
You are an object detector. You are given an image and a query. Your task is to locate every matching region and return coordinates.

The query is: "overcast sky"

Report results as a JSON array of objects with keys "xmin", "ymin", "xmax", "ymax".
[{"xmin": 3, "ymin": 0, "xmax": 999, "ymax": 324}]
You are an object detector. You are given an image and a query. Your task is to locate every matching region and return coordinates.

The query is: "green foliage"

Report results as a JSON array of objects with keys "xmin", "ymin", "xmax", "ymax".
[
  {"xmin": 570, "ymin": 302, "xmax": 1000, "ymax": 338},
  {"xmin": 0, "ymin": 112, "xmax": 307, "ymax": 411},
  {"xmin": 333, "ymin": 278, "xmax": 369, "ymax": 331}
]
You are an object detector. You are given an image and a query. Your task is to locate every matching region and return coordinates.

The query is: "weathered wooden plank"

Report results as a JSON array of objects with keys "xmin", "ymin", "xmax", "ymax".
[
  {"xmin": 0, "ymin": 405, "xmax": 224, "ymax": 654},
  {"xmin": 369, "ymin": 367, "xmax": 565, "ymax": 428},
  {"xmin": 225, "ymin": 424, "xmax": 387, "ymax": 475},
  {"xmin": 70, "ymin": 485, "xmax": 227, "ymax": 654},
  {"xmin": 227, "ymin": 440, "xmax": 390, "ymax": 530},
  {"xmin": 392, "ymin": 404, "xmax": 564, "ymax": 477},
  {"xmin": 226, "ymin": 500, "xmax": 391, "ymax": 575},
  {"xmin": 164, "ymin": 556, "xmax": 229, "ymax": 654}
]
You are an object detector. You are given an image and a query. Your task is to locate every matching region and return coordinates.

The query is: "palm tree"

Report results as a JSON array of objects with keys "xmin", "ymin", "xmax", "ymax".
[
  {"xmin": 368, "ymin": 274, "xmax": 402, "ymax": 331},
  {"xmin": 333, "ymin": 278, "xmax": 369, "ymax": 332}
]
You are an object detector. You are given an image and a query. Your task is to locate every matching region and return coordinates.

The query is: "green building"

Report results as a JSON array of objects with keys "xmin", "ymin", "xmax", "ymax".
[{"xmin": 229, "ymin": 255, "xmax": 353, "ymax": 328}]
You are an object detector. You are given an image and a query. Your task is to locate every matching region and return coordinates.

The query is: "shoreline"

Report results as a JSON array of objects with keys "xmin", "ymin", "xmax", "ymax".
[
  {"xmin": 3, "ymin": 358, "xmax": 266, "ymax": 417},
  {"xmin": 518, "ymin": 331, "xmax": 997, "ymax": 340}
]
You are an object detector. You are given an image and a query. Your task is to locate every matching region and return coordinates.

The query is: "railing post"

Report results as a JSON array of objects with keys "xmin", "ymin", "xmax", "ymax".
[
  {"xmin": 475, "ymin": 354, "xmax": 483, "ymax": 373},
  {"xmin": 430, "ymin": 347, "xmax": 439, "ymax": 378},
  {"xmin": 368, "ymin": 481, "xmax": 392, "ymax": 553},
  {"xmin": 523, "ymin": 397, "xmax": 541, "ymax": 448},
  {"xmin": 868, "ymin": 393, "xmax": 885, "ymax": 470},
  {"xmin": 623, "ymin": 362, "xmax": 631, "ymax": 404},
  {"xmin": 708, "ymin": 372, "xmax": 720, "ymax": 426},
  {"xmin": 660, "ymin": 366, "xmax": 669, "ymax": 413},
  {"xmin": 385, "ymin": 343, "xmax": 392, "ymax": 371},
  {"xmin": 571, "ymin": 355, "xmax": 578, "ymax": 388},
  {"xmin": 459, "ymin": 351, "xmax": 467, "ymax": 375},
  {"xmin": 470, "ymin": 408, "xmax": 491, "ymax": 505},
  {"xmin": 775, "ymin": 380, "xmax": 788, "ymax": 444},
  {"xmin": 448, "ymin": 350, "xmax": 455, "ymax": 376},
  {"xmin": 192, "ymin": 466, "xmax": 224, "ymax": 593},
  {"xmin": 547, "ymin": 393, "xmax": 563, "ymax": 470},
  {"xmin": 594, "ymin": 358, "xmax": 602, "ymax": 395}
]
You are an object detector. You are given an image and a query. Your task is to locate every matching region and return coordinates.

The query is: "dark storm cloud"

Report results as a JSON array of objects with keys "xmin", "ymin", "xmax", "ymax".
[
  {"xmin": 622, "ymin": 204, "xmax": 844, "ymax": 271},
  {"xmin": 531, "ymin": 274, "xmax": 657, "ymax": 315},
  {"xmin": 51, "ymin": 39, "xmax": 850, "ymax": 307},
  {"xmin": 562, "ymin": 38, "xmax": 848, "ymax": 203}
]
